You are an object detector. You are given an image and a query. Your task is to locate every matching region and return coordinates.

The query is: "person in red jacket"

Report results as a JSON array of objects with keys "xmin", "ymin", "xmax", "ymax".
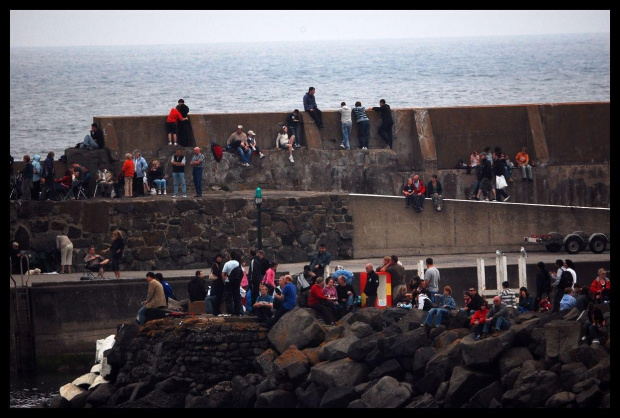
[
  {"xmin": 120, "ymin": 153, "xmax": 135, "ymax": 198},
  {"xmin": 412, "ymin": 174, "xmax": 426, "ymax": 213},
  {"xmin": 470, "ymin": 300, "xmax": 489, "ymax": 340},
  {"xmin": 308, "ymin": 277, "xmax": 337, "ymax": 325},
  {"xmin": 589, "ymin": 268, "xmax": 610, "ymax": 304},
  {"xmin": 166, "ymin": 106, "xmax": 189, "ymax": 146}
]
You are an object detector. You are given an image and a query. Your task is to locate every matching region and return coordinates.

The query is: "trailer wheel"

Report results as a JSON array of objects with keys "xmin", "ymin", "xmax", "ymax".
[
  {"xmin": 589, "ymin": 236, "xmax": 607, "ymax": 254},
  {"xmin": 564, "ymin": 236, "xmax": 583, "ymax": 254},
  {"xmin": 546, "ymin": 243, "xmax": 563, "ymax": 252}
]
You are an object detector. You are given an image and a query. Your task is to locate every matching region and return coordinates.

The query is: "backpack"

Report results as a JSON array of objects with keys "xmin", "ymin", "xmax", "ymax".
[
  {"xmin": 228, "ymin": 265, "xmax": 244, "ymax": 284},
  {"xmin": 211, "ymin": 141, "xmax": 223, "ymax": 162},
  {"xmin": 422, "ymin": 297, "xmax": 434, "ymax": 311}
]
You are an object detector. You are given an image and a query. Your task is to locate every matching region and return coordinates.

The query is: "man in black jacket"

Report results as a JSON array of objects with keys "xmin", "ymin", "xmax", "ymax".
[
  {"xmin": 249, "ymin": 249, "xmax": 270, "ymax": 308},
  {"xmin": 475, "ymin": 152, "xmax": 494, "ymax": 201},
  {"xmin": 368, "ymin": 99, "xmax": 394, "ymax": 149},
  {"xmin": 363, "ymin": 263, "xmax": 380, "ymax": 308}
]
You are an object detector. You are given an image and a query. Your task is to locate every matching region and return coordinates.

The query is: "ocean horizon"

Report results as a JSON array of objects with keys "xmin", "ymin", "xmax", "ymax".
[{"xmin": 10, "ymin": 33, "xmax": 610, "ymax": 159}]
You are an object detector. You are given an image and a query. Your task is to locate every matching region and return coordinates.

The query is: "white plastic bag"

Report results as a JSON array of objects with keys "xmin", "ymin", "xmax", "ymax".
[{"xmin": 496, "ymin": 175, "xmax": 508, "ymax": 190}]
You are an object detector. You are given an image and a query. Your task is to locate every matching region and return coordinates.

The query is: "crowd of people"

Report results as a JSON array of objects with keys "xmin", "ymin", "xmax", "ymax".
[
  {"xmin": 132, "ymin": 241, "xmax": 609, "ymax": 349},
  {"xmin": 459, "ymin": 145, "xmax": 535, "ymax": 203}
]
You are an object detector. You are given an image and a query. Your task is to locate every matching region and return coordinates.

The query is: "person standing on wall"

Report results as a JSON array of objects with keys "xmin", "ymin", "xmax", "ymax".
[
  {"xmin": 176, "ymin": 99, "xmax": 190, "ymax": 147},
  {"xmin": 303, "ymin": 87, "xmax": 324, "ymax": 129},
  {"xmin": 56, "ymin": 234, "xmax": 73, "ymax": 274},
  {"xmin": 121, "ymin": 153, "xmax": 134, "ymax": 198},
  {"xmin": 338, "ymin": 102, "xmax": 352, "ymax": 150},
  {"xmin": 368, "ymin": 99, "xmax": 394, "ymax": 149},
  {"xmin": 189, "ymin": 146, "xmax": 205, "ymax": 197},
  {"xmin": 166, "ymin": 104, "xmax": 188, "ymax": 146},
  {"xmin": 132, "ymin": 150, "xmax": 148, "ymax": 197},
  {"xmin": 287, "ymin": 109, "xmax": 302, "ymax": 148},
  {"xmin": 170, "ymin": 147, "xmax": 187, "ymax": 198}
]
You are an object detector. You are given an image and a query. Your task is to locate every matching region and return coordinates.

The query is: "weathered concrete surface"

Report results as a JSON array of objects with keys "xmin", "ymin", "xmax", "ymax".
[
  {"xmin": 349, "ymin": 194, "xmax": 609, "ymax": 258},
  {"xmin": 14, "ymin": 102, "xmax": 609, "ymax": 206}
]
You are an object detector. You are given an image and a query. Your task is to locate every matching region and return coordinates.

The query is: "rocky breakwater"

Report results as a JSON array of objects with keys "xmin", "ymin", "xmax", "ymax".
[{"xmin": 46, "ymin": 305, "xmax": 610, "ymax": 408}]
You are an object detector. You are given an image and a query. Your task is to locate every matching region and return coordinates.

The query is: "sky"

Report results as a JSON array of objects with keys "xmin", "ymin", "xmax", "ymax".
[{"xmin": 10, "ymin": 10, "xmax": 610, "ymax": 48}]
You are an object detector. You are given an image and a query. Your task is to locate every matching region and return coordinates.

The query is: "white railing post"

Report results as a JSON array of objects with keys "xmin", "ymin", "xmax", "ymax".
[
  {"xmin": 518, "ymin": 254, "xmax": 528, "ymax": 289},
  {"xmin": 496, "ymin": 254, "xmax": 507, "ymax": 290},
  {"xmin": 417, "ymin": 260, "xmax": 425, "ymax": 278},
  {"xmin": 477, "ymin": 257, "xmax": 486, "ymax": 295}
]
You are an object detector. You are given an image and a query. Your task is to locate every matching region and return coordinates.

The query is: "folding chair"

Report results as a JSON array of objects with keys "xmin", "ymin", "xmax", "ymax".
[
  {"xmin": 10, "ymin": 174, "xmax": 21, "ymax": 200},
  {"xmin": 80, "ymin": 263, "xmax": 105, "ymax": 280}
]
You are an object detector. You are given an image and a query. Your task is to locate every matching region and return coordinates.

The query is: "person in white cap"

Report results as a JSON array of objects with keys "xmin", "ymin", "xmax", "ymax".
[
  {"xmin": 246, "ymin": 130, "xmax": 265, "ymax": 159},
  {"xmin": 226, "ymin": 125, "xmax": 252, "ymax": 166}
]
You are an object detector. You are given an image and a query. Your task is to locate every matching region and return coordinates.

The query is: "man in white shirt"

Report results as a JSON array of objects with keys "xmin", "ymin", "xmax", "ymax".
[{"xmin": 339, "ymin": 102, "xmax": 353, "ymax": 150}]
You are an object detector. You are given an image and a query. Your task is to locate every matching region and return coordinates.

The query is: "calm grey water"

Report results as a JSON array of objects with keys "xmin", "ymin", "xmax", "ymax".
[
  {"xmin": 8, "ymin": 32, "xmax": 610, "ymax": 407},
  {"xmin": 10, "ymin": 33, "xmax": 609, "ymax": 160}
]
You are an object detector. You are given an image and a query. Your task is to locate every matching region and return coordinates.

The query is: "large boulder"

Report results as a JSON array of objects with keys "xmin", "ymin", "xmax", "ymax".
[
  {"xmin": 273, "ymin": 345, "xmax": 311, "ymax": 384},
  {"xmin": 544, "ymin": 320, "xmax": 582, "ymax": 363},
  {"xmin": 460, "ymin": 328, "xmax": 516, "ymax": 366},
  {"xmin": 309, "ymin": 358, "xmax": 370, "ymax": 388},
  {"xmin": 318, "ymin": 334, "xmax": 360, "ymax": 362},
  {"xmin": 443, "ymin": 366, "xmax": 494, "ymax": 408},
  {"xmin": 360, "ymin": 376, "xmax": 413, "ymax": 408},
  {"xmin": 267, "ymin": 308, "xmax": 326, "ymax": 353}
]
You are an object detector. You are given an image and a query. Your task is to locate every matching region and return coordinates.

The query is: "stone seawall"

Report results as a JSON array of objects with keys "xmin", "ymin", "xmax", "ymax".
[{"xmin": 10, "ymin": 193, "xmax": 609, "ymax": 272}]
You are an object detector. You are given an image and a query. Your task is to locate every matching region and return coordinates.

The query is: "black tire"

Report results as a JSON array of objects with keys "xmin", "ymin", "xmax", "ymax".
[
  {"xmin": 589, "ymin": 236, "xmax": 607, "ymax": 254},
  {"xmin": 564, "ymin": 236, "xmax": 583, "ymax": 254},
  {"xmin": 546, "ymin": 243, "xmax": 563, "ymax": 252}
]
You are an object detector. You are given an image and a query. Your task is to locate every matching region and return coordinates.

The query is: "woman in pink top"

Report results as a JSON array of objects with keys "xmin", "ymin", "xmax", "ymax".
[
  {"xmin": 262, "ymin": 261, "xmax": 277, "ymax": 295},
  {"xmin": 323, "ymin": 277, "xmax": 344, "ymax": 319}
]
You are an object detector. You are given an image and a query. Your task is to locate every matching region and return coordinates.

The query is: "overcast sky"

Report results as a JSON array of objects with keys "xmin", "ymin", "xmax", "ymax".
[{"xmin": 10, "ymin": 10, "xmax": 610, "ymax": 48}]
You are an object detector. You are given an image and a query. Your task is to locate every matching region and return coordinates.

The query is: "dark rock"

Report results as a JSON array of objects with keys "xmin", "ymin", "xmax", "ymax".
[
  {"xmin": 405, "ymin": 393, "xmax": 438, "ymax": 408},
  {"xmin": 318, "ymin": 335, "xmax": 359, "ymax": 362},
  {"xmin": 68, "ymin": 391, "xmax": 91, "ymax": 409},
  {"xmin": 295, "ymin": 384, "xmax": 326, "ymax": 408},
  {"xmin": 154, "ymin": 376, "xmax": 192, "ymax": 394},
  {"xmin": 231, "ymin": 375, "xmax": 256, "ymax": 408},
  {"xmin": 413, "ymin": 372, "xmax": 441, "ymax": 397},
  {"xmin": 367, "ymin": 358, "xmax": 405, "ymax": 381},
  {"xmin": 254, "ymin": 348, "xmax": 278, "ymax": 376},
  {"xmin": 48, "ymin": 394, "xmax": 71, "ymax": 408},
  {"xmin": 443, "ymin": 366, "xmax": 493, "ymax": 408},
  {"xmin": 254, "ymin": 389, "xmax": 297, "ymax": 408},
  {"xmin": 498, "ymin": 347, "xmax": 534, "ymax": 376},
  {"xmin": 460, "ymin": 328, "xmax": 516, "ymax": 366},
  {"xmin": 267, "ymin": 308, "xmax": 325, "ymax": 353},
  {"xmin": 465, "ymin": 380, "xmax": 504, "ymax": 408},
  {"xmin": 319, "ymin": 385, "xmax": 358, "ymax": 408},
  {"xmin": 424, "ymin": 339, "xmax": 462, "ymax": 382},
  {"xmin": 85, "ymin": 383, "xmax": 115, "ymax": 406},
  {"xmin": 345, "ymin": 308, "xmax": 385, "ymax": 331},
  {"xmin": 545, "ymin": 391, "xmax": 577, "ymax": 408},
  {"xmin": 361, "ymin": 376, "xmax": 413, "ymax": 408},
  {"xmin": 309, "ymin": 358, "xmax": 370, "ymax": 388},
  {"xmin": 118, "ymin": 389, "xmax": 185, "ymax": 408},
  {"xmin": 349, "ymin": 322, "xmax": 374, "ymax": 339},
  {"xmin": 347, "ymin": 332, "xmax": 381, "ymax": 361}
]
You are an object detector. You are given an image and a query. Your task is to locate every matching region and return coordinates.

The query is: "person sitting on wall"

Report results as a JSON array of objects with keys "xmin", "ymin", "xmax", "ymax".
[
  {"xmin": 136, "ymin": 271, "xmax": 167, "ymax": 326},
  {"xmin": 226, "ymin": 125, "xmax": 252, "ymax": 167},
  {"xmin": 253, "ymin": 284, "xmax": 274, "ymax": 324}
]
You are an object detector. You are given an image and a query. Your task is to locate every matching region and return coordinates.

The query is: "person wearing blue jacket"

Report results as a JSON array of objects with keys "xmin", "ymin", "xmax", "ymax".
[{"xmin": 421, "ymin": 285, "xmax": 456, "ymax": 328}]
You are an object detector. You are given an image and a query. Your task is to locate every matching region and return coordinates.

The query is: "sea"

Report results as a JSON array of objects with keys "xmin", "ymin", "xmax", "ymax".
[
  {"xmin": 8, "ymin": 33, "xmax": 610, "ymax": 408},
  {"xmin": 9, "ymin": 33, "xmax": 610, "ymax": 160}
]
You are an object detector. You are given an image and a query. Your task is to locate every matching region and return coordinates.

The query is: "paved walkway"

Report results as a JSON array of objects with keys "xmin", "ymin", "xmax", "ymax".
[{"xmin": 11, "ymin": 251, "xmax": 610, "ymax": 287}]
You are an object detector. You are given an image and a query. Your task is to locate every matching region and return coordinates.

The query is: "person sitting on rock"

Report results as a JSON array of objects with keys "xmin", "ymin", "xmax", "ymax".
[
  {"xmin": 421, "ymin": 285, "xmax": 456, "ymax": 328},
  {"xmin": 481, "ymin": 295, "xmax": 510, "ymax": 338},
  {"xmin": 307, "ymin": 276, "xmax": 337, "ymax": 326},
  {"xmin": 470, "ymin": 300, "xmax": 489, "ymax": 341}
]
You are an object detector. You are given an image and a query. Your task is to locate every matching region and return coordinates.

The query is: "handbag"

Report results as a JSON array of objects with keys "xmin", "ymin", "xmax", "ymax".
[{"xmin": 496, "ymin": 175, "xmax": 508, "ymax": 190}]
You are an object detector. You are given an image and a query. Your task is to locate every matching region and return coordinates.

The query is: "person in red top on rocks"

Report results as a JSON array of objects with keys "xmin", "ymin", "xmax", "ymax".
[
  {"xmin": 589, "ymin": 268, "xmax": 610, "ymax": 304},
  {"xmin": 166, "ymin": 106, "xmax": 188, "ymax": 146},
  {"xmin": 470, "ymin": 300, "xmax": 489, "ymax": 340},
  {"xmin": 411, "ymin": 174, "xmax": 426, "ymax": 213},
  {"xmin": 308, "ymin": 277, "xmax": 337, "ymax": 325}
]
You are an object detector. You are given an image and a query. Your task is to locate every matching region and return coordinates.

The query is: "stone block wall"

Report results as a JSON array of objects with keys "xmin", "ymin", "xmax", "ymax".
[
  {"xmin": 115, "ymin": 318, "xmax": 268, "ymax": 388},
  {"xmin": 10, "ymin": 193, "xmax": 353, "ymax": 271}
]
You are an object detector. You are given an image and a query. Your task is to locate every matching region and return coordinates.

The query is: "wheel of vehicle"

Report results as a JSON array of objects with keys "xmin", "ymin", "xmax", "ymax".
[
  {"xmin": 546, "ymin": 243, "xmax": 563, "ymax": 252},
  {"xmin": 564, "ymin": 236, "xmax": 583, "ymax": 254},
  {"xmin": 589, "ymin": 236, "xmax": 607, "ymax": 254}
]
